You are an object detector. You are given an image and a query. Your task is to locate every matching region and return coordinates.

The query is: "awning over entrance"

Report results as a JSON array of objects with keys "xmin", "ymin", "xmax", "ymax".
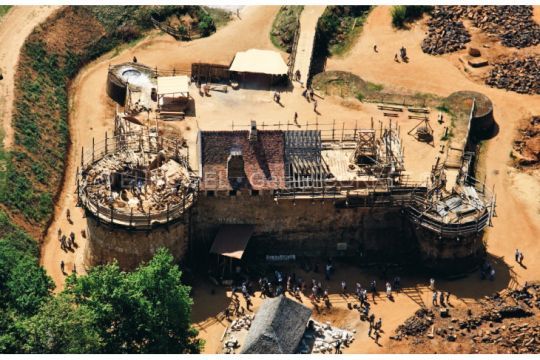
[{"xmin": 210, "ymin": 225, "xmax": 254, "ymax": 260}]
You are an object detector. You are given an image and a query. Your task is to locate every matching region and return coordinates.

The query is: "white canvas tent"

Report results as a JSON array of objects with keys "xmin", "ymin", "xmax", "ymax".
[
  {"xmin": 229, "ymin": 49, "xmax": 288, "ymax": 75},
  {"xmin": 157, "ymin": 75, "xmax": 190, "ymax": 99}
]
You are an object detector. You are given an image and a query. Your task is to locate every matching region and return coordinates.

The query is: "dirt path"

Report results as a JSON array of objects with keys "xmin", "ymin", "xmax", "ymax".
[
  {"xmin": 0, "ymin": 5, "xmax": 60, "ymax": 149},
  {"xmin": 40, "ymin": 5, "xmax": 282, "ymax": 290},
  {"xmin": 292, "ymin": 6, "xmax": 326, "ymax": 85},
  {"xmin": 327, "ymin": 6, "xmax": 540, "ymax": 283}
]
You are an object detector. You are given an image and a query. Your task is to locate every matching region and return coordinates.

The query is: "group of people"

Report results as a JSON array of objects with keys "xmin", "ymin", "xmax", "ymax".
[
  {"xmin": 59, "ymin": 208, "xmax": 77, "ymax": 275},
  {"xmin": 431, "ymin": 290, "xmax": 451, "ymax": 307},
  {"xmin": 480, "ymin": 261, "xmax": 496, "ymax": 281},
  {"xmin": 58, "ymin": 229, "xmax": 76, "ymax": 252},
  {"xmin": 373, "ymin": 43, "xmax": 408, "ymax": 63}
]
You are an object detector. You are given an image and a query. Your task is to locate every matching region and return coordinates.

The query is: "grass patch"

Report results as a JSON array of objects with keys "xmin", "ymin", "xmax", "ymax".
[
  {"xmin": 391, "ymin": 5, "xmax": 432, "ymax": 29},
  {"xmin": 270, "ymin": 6, "xmax": 303, "ymax": 53},
  {"xmin": 0, "ymin": 5, "xmax": 11, "ymax": 19},
  {"xmin": 203, "ymin": 6, "xmax": 232, "ymax": 29},
  {"xmin": 316, "ymin": 6, "xmax": 372, "ymax": 57}
]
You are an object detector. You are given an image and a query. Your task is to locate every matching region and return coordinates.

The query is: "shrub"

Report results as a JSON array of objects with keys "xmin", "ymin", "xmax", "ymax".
[{"xmin": 392, "ymin": 5, "xmax": 432, "ymax": 29}]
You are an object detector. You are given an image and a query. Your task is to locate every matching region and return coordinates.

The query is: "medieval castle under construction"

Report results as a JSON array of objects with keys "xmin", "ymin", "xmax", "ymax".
[{"xmin": 76, "ymin": 60, "xmax": 496, "ymax": 277}]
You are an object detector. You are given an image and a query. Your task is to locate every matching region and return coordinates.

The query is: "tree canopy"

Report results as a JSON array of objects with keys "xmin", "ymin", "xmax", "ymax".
[{"xmin": 0, "ymin": 214, "xmax": 201, "ymax": 355}]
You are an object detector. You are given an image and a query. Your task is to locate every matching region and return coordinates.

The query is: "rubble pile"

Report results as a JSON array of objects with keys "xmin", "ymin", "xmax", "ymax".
[
  {"xmin": 299, "ymin": 321, "xmax": 355, "ymax": 354},
  {"xmin": 485, "ymin": 56, "xmax": 540, "ymax": 95},
  {"xmin": 421, "ymin": 6, "xmax": 471, "ymax": 55},
  {"xmin": 463, "ymin": 6, "xmax": 540, "ymax": 48},
  {"xmin": 390, "ymin": 283, "xmax": 540, "ymax": 352},
  {"xmin": 230, "ymin": 315, "xmax": 253, "ymax": 332},
  {"xmin": 512, "ymin": 116, "xmax": 540, "ymax": 168},
  {"xmin": 391, "ymin": 308, "xmax": 435, "ymax": 340}
]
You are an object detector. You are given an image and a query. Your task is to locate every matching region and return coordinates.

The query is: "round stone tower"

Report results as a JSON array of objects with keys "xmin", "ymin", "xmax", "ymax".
[{"xmin": 78, "ymin": 130, "xmax": 197, "ymax": 270}]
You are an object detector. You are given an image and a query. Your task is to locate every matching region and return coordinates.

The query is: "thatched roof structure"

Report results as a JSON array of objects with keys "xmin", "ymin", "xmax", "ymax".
[{"xmin": 241, "ymin": 296, "xmax": 312, "ymax": 354}]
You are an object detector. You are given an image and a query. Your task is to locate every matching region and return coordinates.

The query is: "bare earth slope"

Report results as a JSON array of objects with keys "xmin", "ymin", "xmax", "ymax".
[{"xmin": 0, "ymin": 5, "xmax": 60, "ymax": 149}]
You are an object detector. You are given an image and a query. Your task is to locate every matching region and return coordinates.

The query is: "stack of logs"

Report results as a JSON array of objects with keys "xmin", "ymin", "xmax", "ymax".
[
  {"xmin": 421, "ymin": 6, "xmax": 471, "ymax": 55},
  {"xmin": 390, "ymin": 283, "xmax": 540, "ymax": 353},
  {"xmin": 421, "ymin": 6, "xmax": 540, "ymax": 55},
  {"xmin": 512, "ymin": 116, "xmax": 540, "ymax": 168},
  {"xmin": 390, "ymin": 308, "xmax": 434, "ymax": 340},
  {"xmin": 485, "ymin": 56, "xmax": 540, "ymax": 95},
  {"xmin": 463, "ymin": 6, "xmax": 540, "ymax": 49}
]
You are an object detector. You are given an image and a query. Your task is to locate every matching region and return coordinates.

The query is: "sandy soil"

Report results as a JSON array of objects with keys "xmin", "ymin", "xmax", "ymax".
[
  {"xmin": 37, "ymin": 5, "xmax": 540, "ymax": 353},
  {"xmin": 0, "ymin": 5, "xmax": 60, "ymax": 149}
]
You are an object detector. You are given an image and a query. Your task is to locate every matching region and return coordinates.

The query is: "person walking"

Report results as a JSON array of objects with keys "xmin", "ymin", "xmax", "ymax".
[
  {"xmin": 334, "ymin": 339, "xmax": 342, "ymax": 354},
  {"xmin": 375, "ymin": 318, "xmax": 382, "ymax": 331},
  {"xmin": 446, "ymin": 291, "xmax": 451, "ymax": 305},
  {"xmin": 374, "ymin": 329, "xmax": 381, "ymax": 344},
  {"xmin": 373, "ymin": 44, "xmax": 378, "ymax": 52},
  {"xmin": 60, "ymin": 260, "xmax": 65, "ymax": 274},
  {"xmin": 313, "ymin": 100, "xmax": 318, "ymax": 113},
  {"xmin": 439, "ymin": 291, "xmax": 445, "ymax": 307},
  {"xmin": 72, "ymin": 264, "xmax": 77, "ymax": 274},
  {"xmin": 386, "ymin": 282, "xmax": 392, "ymax": 299},
  {"xmin": 294, "ymin": 112, "xmax": 298, "ymax": 125},
  {"xmin": 368, "ymin": 321, "xmax": 373, "ymax": 337},
  {"xmin": 341, "ymin": 280, "xmax": 347, "ymax": 295},
  {"xmin": 432, "ymin": 291, "xmax": 438, "ymax": 306},
  {"xmin": 515, "ymin": 248, "xmax": 520, "ymax": 262},
  {"xmin": 429, "ymin": 278, "xmax": 435, "ymax": 291},
  {"xmin": 66, "ymin": 209, "xmax": 71, "ymax": 222},
  {"xmin": 519, "ymin": 251, "xmax": 524, "ymax": 265},
  {"xmin": 133, "ymin": 56, "xmax": 137, "ymax": 63}
]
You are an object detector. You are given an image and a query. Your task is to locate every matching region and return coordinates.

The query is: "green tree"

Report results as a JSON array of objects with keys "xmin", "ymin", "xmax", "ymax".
[
  {"xmin": 19, "ymin": 295, "xmax": 103, "ymax": 353},
  {"xmin": 65, "ymin": 248, "xmax": 202, "ymax": 353},
  {"xmin": 6, "ymin": 256, "xmax": 54, "ymax": 316}
]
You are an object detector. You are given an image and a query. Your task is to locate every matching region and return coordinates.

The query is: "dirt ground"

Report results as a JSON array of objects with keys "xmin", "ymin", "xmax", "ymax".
[
  {"xmin": 31, "ymin": 5, "xmax": 540, "ymax": 353},
  {"xmin": 0, "ymin": 5, "xmax": 59, "ymax": 149}
]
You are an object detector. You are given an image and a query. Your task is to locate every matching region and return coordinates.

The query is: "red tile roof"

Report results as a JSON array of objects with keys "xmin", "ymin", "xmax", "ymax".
[{"xmin": 199, "ymin": 130, "xmax": 286, "ymax": 190}]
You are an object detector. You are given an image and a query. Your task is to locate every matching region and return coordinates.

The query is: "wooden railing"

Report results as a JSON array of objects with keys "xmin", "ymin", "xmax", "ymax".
[{"xmin": 78, "ymin": 132, "xmax": 197, "ymax": 229}]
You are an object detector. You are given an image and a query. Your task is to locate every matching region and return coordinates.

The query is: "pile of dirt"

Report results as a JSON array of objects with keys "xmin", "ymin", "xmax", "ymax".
[
  {"xmin": 463, "ymin": 6, "xmax": 540, "ymax": 49},
  {"xmin": 485, "ymin": 56, "xmax": 540, "ymax": 95},
  {"xmin": 390, "ymin": 283, "xmax": 540, "ymax": 353},
  {"xmin": 421, "ymin": 6, "xmax": 471, "ymax": 55},
  {"xmin": 512, "ymin": 116, "xmax": 540, "ymax": 168},
  {"xmin": 270, "ymin": 6, "xmax": 303, "ymax": 53}
]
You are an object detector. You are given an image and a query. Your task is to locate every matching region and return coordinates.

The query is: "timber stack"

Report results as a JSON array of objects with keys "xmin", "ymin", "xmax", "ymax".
[
  {"xmin": 485, "ymin": 56, "xmax": 540, "ymax": 95},
  {"xmin": 463, "ymin": 6, "xmax": 540, "ymax": 48},
  {"xmin": 421, "ymin": 6, "xmax": 471, "ymax": 55}
]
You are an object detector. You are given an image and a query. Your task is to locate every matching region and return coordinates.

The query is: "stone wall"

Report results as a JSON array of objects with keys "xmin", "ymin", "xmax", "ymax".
[
  {"xmin": 192, "ymin": 191, "xmax": 416, "ymax": 260},
  {"xmin": 414, "ymin": 226, "xmax": 485, "ymax": 274},
  {"xmin": 84, "ymin": 215, "xmax": 189, "ymax": 270}
]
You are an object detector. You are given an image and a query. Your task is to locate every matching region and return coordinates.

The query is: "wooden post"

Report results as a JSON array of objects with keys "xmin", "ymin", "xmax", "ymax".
[
  {"xmin": 130, "ymin": 208, "xmax": 133, "ymax": 227},
  {"xmin": 110, "ymin": 203, "xmax": 114, "ymax": 225},
  {"xmin": 105, "ymin": 132, "xmax": 108, "ymax": 155},
  {"xmin": 148, "ymin": 209, "xmax": 151, "ymax": 228},
  {"xmin": 167, "ymin": 203, "xmax": 170, "ymax": 223},
  {"xmin": 92, "ymin": 137, "xmax": 95, "ymax": 164},
  {"xmin": 81, "ymin": 146, "xmax": 84, "ymax": 167}
]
